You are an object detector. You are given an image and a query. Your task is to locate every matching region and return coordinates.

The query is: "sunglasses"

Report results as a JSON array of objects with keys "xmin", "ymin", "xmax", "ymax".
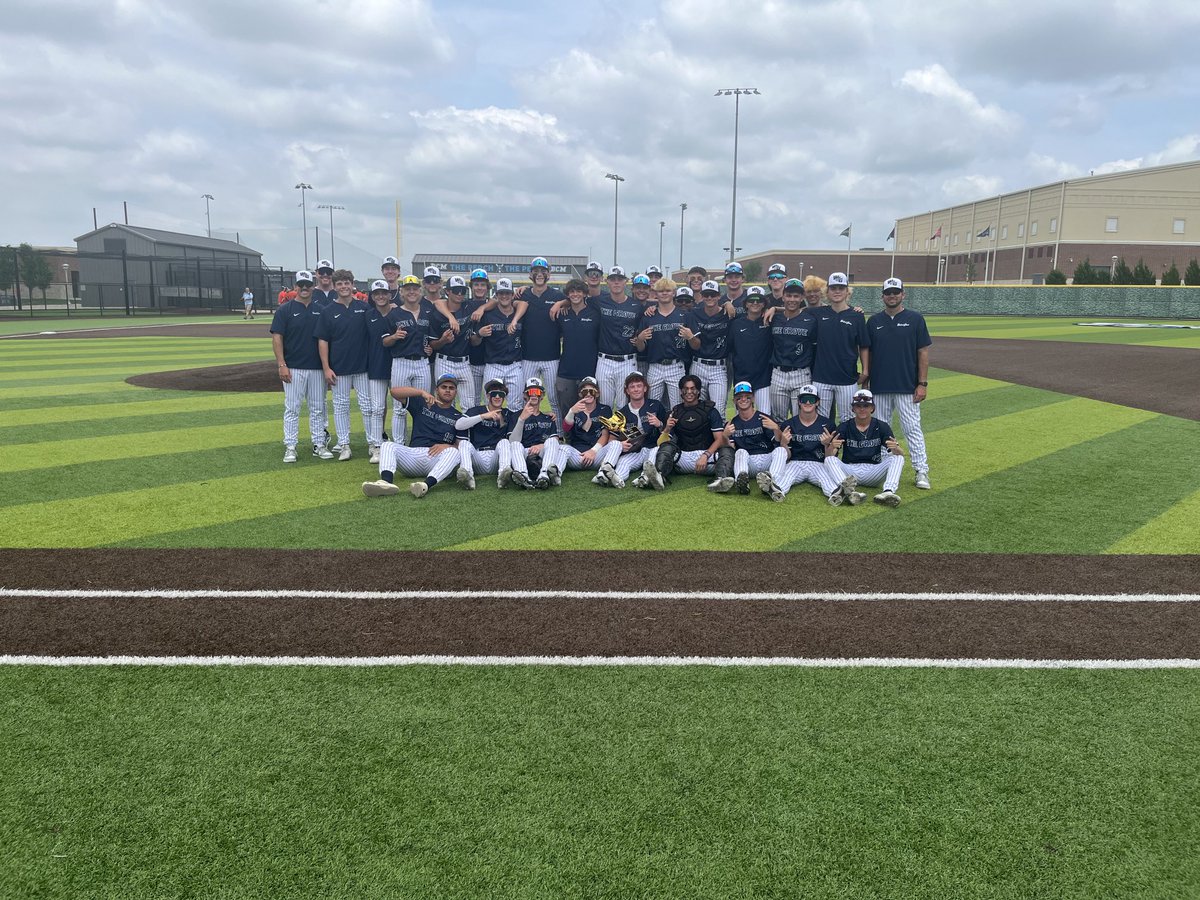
[
  {"xmin": 852, "ymin": 401, "xmax": 874, "ymax": 407},
  {"xmin": 799, "ymin": 397, "xmax": 818, "ymax": 404},
  {"xmin": 488, "ymin": 390, "xmax": 507, "ymax": 398},
  {"xmin": 580, "ymin": 388, "xmax": 599, "ymax": 398},
  {"xmin": 526, "ymin": 389, "xmax": 544, "ymax": 398},
  {"xmin": 883, "ymin": 289, "xmax": 902, "ymax": 295},
  {"xmin": 449, "ymin": 286, "xmax": 467, "ymax": 295},
  {"xmin": 423, "ymin": 277, "xmax": 441, "ymax": 284}
]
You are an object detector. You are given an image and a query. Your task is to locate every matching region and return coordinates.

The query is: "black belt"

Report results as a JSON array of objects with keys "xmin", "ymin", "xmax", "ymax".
[
  {"xmin": 776, "ymin": 365, "xmax": 806, "ymax": 372},
  {"xmin": 439, "ymin": 354, "xmax": 469, "ymax": 363},
  {"xmin": 653, "ymin": 359, "xmax": 681, "ymax": 365},
  {"xmin": 694, "ymin": 357, "xmax": 724, "ymax": 366},
  {"xmin": 400, "ymin": 355, "xmax": 424, "ymax": 361},
  {"xmin": 491, "ymin": 360, "xmax": 517, "ymax": 366},
  {"xmin": 599, "ymin": 352, "xmax": 636, "ymax": 361}
]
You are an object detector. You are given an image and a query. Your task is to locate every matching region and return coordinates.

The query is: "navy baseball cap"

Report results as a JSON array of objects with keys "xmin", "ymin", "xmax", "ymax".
[{"xmin": 484, "ymin": 379, "xmax": 507, "ymax": 395}]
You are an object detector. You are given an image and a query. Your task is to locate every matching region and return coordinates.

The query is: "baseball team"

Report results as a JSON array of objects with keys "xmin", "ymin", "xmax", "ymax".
[{"xmin": 269, "ymin": 256, "xmax": 932, "ymax": 504}]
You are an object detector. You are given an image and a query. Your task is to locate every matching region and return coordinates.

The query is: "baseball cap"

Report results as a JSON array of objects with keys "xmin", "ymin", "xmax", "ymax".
[
  {"xmin": 883, "ymin": 277, "xmax": 904, "ymax": 293},
  {"xmin": 531, "ymin": 257, "xmax": 549, "ymax": 269},
  {"xmin": 579, "ymin": 376, "xmax": 600, "ymax": 394},
  {"xmin": 725, "ymin": 262, "xmax": 743, "ymax": 275},
  {"xmin": 783, "ymin": 278, "xmax": 804, "ymax": 292},
  {"xmin": 470, "ymin": 268, "xmax": 489, "ymax": 281},
  {"xmin": 316, "ymin": 259, "xmax": 333, "ymax": 273},
  {"xmin": 381, "ymin": 256, "xmax": 401, "ymax": 268},
  {"xmin": 608, "ymin": 266, "xmax": 626, "ymax": 279},
  {"xmin": 674, "ymin": 286, "xmax": 694, "ymax": 300},
  {"xmin": 447, "ymin": 275, "xmax": 467, "ymax": 289},
  {"xmin": 585, "ymin": 260, "xmax": 603, "ymax": 274},
  {"xmin": 746, "ymin": 286, "xmax": 765, "ymax": 298},
  {"xmin": 700, "ymin": 280, "xmax": 720, "ymax": 295},
  {"xmin": 767, "ymin": 263, "xmax": 787, "ymax": 277},
  {"xmin": 851, "ymin": 389, "xmax": 875, "ymax": 406},
  {"xmin": 400, "ymin": 275, "xmax": 421, "ymax": 286},
  {"xmin": 495, "ymin": 277, "xmax": 514, "ymax": 293},
  {"xmin": 733, "ymin": 381, "xmax": 753, "ymax": 395},
  {"xmin": 828, "ymin": 272, "xmax": 849, "ymax": 287},
  {"xmin": 624, "ymin": 370, "xmax": 648, "ymax": 387},
  {"xmin": 435, "ymin": 373, "xmax": 458, "ymax": 386},
  {"xmin": 369, "ymin": 279, "xmax": 389, "ymax": 292},
  {"xmin": 798, "ymin": 384, "xmax": 819, "ymax": 403},
  {"xmin": 646, "ymin": 265, "xmax": 663, "ymax": 277},
  {"xmin": 295, "ymin": 270, "xmax": 314, "ymax": 284},
  {"xmin": 632, "ymin": 274, "xmax": 651, "ymax": 286},
  {"xmin": 422, "ymin": 265, "xmax": 441, "ymax": 280},
  {"xmin": 484, "ymin": 378, "xmax": 508, "ymax": 395}
]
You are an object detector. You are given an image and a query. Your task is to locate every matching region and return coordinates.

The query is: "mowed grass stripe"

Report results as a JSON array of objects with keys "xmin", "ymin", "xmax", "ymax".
[
  {"xmin": 0, "ymin": 346, "xmax": 266, "ymax": 369},
  {"xmin": 0, "ymin": 402, "xmax": 279, "ymax": 445},
  {"xmin": 0, "ymin": 336, "xmax": 268, "ymax": 359},
  {"xmin": 1, "ymin": 391, "xmax": 280, "ymax": 428},
  {"xmin": 1108, "ymin": 481, "xmax": 1200, "ymax": 554},
  {"xmin": 0, "ymin": 356, "xmax": 266, "ymax": 381},
  {"xmin": 0, "ymin": 315, "xmax": 254, "ymax": 336},
  {"xmin": 0, "ymin": 368, "xmax": 262, "ymax": 390},
  {"xmin": 785, "ymin": 416, "xmax": 1200, "ymax": 555},
  {"xmin": 0, "ymin": 381, "xmax": 159, "ymax": 404}
]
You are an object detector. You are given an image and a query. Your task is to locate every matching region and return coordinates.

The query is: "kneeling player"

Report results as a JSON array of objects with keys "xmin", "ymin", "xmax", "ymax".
[
  {"xmin": 595, "ymin": 371, "xmax": 667, "ymax": 488},
  {"xmin": 715, "ymin": 381, "xmax": 784, "ymax": 494},
  {"xmin": 363, "ymin": 375, "xmax": 462, "ymax": 498},
  {"xmin": 757, "ymin": 384, "xmax": 846, "ymax": 504},
  {"xmin": 455, "ymin": 378, "xmax": 515, "ymax": 490},
  {"xmin": 541, "ymin": 376, "xmax": 611, "ymax": 488},
  {"xmin": 824, "ymin": 389, "xmax": 906, "ymax": 507}
]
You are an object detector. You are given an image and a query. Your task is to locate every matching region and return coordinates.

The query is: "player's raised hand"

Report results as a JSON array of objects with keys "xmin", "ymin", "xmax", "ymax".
[
  {"xmin": 637, "ymin": 326, "xmax": 653, "ymax": 342},
  {"xmin": 393, "ymin": 326, "xmax": 408, "ymax": 340},
  {"xmin": 780, "ymin": 427, "xmax": 792, "ymax": 445},
  {"xmin": 678, "ymin": 326, "xmax": 696, "ymax": 341},
  {"xmin": 885, "ymin": 438, "xmax": 902, "ymax": 455},
  {"xmin": 469, "ymin": 307, "xmax": 485, "ymax": 322},
  {"xmin": 644, "ymin": 412, "xmax": 661, "ymax": 428},
  {"xmin": 723, "ymin": 422, "xmax": 735, "ymax": 439},
  {"xmin": 820, "ymin": 426, "xmax": 835, "ymax": 445}
]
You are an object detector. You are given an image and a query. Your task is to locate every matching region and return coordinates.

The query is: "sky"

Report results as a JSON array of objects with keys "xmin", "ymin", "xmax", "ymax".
[{"xmin": 5, "ymin": 0, "xmax": 1200, "ymax": 277}]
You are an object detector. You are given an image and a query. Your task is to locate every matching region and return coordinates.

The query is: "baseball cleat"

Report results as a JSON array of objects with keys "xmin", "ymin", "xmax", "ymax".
[
  {"xmin": 283, "ymin": 447, "xmax": 297, "ymax": 463},
  {"xmin": 915, "ymin": 472, "xmax": 931, "ymax": 490},
  {"xmin": 642, "ymin": 458, "xmax": 665, "ymax": 491},
  {"xmin": 846, "ymin": 491, "xmax": 867, "ymax": 505},
  {"xmin": 591, "ymin": 470, "xmax": 610, "ymax": 486},
  {"xmin": 706, "ymin": 476, "xmax": 735, "ymax": 493},
  {"xmin": 874, "ymin": 490, "xmax": 902, "ymax": 507},
  {"xmin": 769, "ymin": 486, "xmax": 786, "ymax": 503},
  {"xmin": 597, "ymin": 462, "xmax": 617, "ymax": 486},
  {"xmin": 313, "ymin": 444, "xmax": 335, "ymax": 460},
  {"xmin": 535, "ymin": 475, "xmax": 550, "ymax": 490},
  {"xmin": 547, "ymin": 465, "xmax": 562, "ymax": 486},
  {"xmin": 756, "ymin": 471, "xmax": 773, "ymax": 495},
  {"xmin": 735, "ymin": 472, "xmax": 750, "ymax": 495},
  {"xmin": 497, "ymin": 466, "xmax": 512, "ymax": 489},
  {"xmin": 827, "ymin": 491, "xmax": 844, "ymax": 507},
  {"xmin": 511, "ymin": 471, "xmax": 534, "ymax": 490},
  {"xmin": 409, "ymin": 481, "xmax": 429, "ymax": 498},
  {"xmin": 839, "ymin": 474, "xmax": 858, "ymax": 494},
  {"xmin": 632, "ymin": 474, "xmax": 649, "ymax": 489},
  {"xmin": 368, "ymin": 447, "xmax": 380, "ymax": 465},
  {"xmin": 362, "ymin": 479, "xmax": 400, "ymax": 497},
  {"xmin": 609, "ymin": 470, "xmax": 626, "ymax": 489},
  {"xmin": 336, "ymin": 445, "xmax": 352, "ymax": 462}
]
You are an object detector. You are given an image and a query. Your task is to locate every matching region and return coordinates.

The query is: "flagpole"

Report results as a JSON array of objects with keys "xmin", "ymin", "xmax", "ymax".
[
  {"xmin": 846, "ymin": 224, "xmax": 852, "ymax": 275},
  {"xmin": 890, "ymin": 221, "xmax": 897, "ymax": 276}
]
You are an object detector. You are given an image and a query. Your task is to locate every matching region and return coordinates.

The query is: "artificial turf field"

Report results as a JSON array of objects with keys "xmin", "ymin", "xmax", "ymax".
[{"xmin": 1, "ymin": 314, "xmax": 1198, "ymax": 898}]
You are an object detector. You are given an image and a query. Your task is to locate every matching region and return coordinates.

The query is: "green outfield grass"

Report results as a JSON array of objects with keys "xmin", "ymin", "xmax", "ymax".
[
  {"xmin": 928, "ymin": 315, "xmax": 1200, "ymax": 348},
  {"xmin": 0, "ymin": 314, "xmax": 260, "ymax": 337}
]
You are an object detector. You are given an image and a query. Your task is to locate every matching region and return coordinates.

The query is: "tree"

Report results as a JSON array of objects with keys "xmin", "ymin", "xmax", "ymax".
[
  {"xmin": 1073, "ymin": 258, "xmax": 1097, "ymax": 284},
  {"xmin": 0, "ymin": 245, "xmax": 15, "ymax": 296},
  {"xmin": 965, "ymin": 259, "xmax": 977, "ymax": 283},
  {"xmin": 1045, "ymin": 269, "xmax": 1067, "ymax": 285},
  {"xmin": 742, "ymin": 261, "xmax": 763, "ymax": 283},
  {"xmin": 1184, "ymin": 259, "xmax": 1200, "ymax": 286},
  {"xmin": 1112, "ymin": 257, "xmax": 1134, "ymax": 285},
  {"xmin": 18, "ymin": 244, "xmax": 54, "ymax": 299},
  {"xmin": 1131, "ymin": 259, "xmax": 1155, "ymax": 285},
  {"xmin": 1163, "ymin": 262, "xmax": 1181, "ymax": 286}
]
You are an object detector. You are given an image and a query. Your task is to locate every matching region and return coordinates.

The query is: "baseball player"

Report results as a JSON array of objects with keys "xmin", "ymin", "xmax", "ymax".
[
  {"xmin": 766, "ymin": 279, "xmax": 818, "ymax": 420},
  {"xmin": 720, "ymin": 262, "xmax": 748, "ymax": 309},
  {"xmin": 385, "ymin": 274, "xmax": 436, "ymax": 444},
  {"xmin": 466, "ymin": 269, "xmax": 492, "ymax": 398},
  {"xmin": 728, "ymin": 286, "xmax": 773, "ymax": 412},
  {"xmin": 804, "ymin": 274, "xmax": 827, "ymax": 309},
  {"xmin": 823, "ymin": 389, "xmax": 906, "ymax": 507},
  {"xmin": 867, "ymin": 277, "xmax": 932, "ymax": 490},
  {"xmin": 421, "ymin": 265, "xmax": 444, "ymax": 307},
  {"xmin": 362, "ymin": 375, "xmax": 463, "ymax": 498},
  {"xmin": 518, "ymin": 257, "xmax": 566, "ymax": 419},
  {"xmin": 552, "ymin": 267, "xmax": 641, "ymax": 408},
  {"xmin": 455, "ymin": 378, "xmax": 515, "ymax": 490},
  {"xmin": 312, "ymin": 261, "xmax": 337, "ymax": 306},
  {"xmin": 472, "ymin": 278, "xmax": 525, "ymax": 398},
  {"xmin": 428, "ymin": 275, "xmax": 483, "ymax": 412},
  {"xmin": 757, "ymin": 384, "xmax": 848, "ymax": 504},
  {"xmin": 555, "ymin": 278, "xmax": 600, "ymax": 415},
  {"xmin": 640, "ymin": 373, "xmax": 731, "ymax": 490},
  {"xmin": 364, "ymin": 279, "xmax": 396, "ymax": 463},
  {"xmin": 316, "ymin": 268, "xmax": 372, "ymax": 461},
  {"xmin": 583, "ymin": 260, "xmax": 607, "ymax": 297},
  {"xmin": 685, "ymin": 267, "xmax": 707, "ymax": 297},
  {"xmin": 683, "ymin": 280, "xmax": 732, "ymax": 408},
  {"xmin": 380, "ymin": 256, "xmax": 403, "ymax": 302},
  {"xmin": 634, "ymin": 282, "xmax": 689, "ymax": 409},
  {"xmin": 271, "ymin": 271, "xmax": 331, "ymax": 462},
  {"xmin": 594, "ymin": 371, "xmax": 668, "ymax": 488},
  {"xmin": 505, "ymin": 377, "xmax": 558, "ymax": 489},
  {"xmin": 540, "ymin": 376, "xmax": 612, "ymax": 488},
  {"xmin": 718, "ymin": 381, "xmax": 785, "ymax": 494},
  {"xmin": 645, "ymin": 264, "xmax": 664, "ymax": 282},
  {"xmin": 765, "ymin": 264, "xmax": 788, "ymax": 306},
  {"xmin": 631, "ymin": 273, "xmax": 653, "ymax": 308},
  {"xmin": 812, "ymin": 272, "xmax": 870, "ymax": 423}
]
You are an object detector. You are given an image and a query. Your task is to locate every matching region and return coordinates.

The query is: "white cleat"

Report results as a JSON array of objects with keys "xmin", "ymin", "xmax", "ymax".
[
  {"xmin": 497, "ymin": 466, "xmax": 512, "ymax": 489},
  {"xmin": 846, "ymin": 491, "xmax": 867, "ymax": 506},
  {"xmin": 535, "ymin": 475, "xmax": 550, "ymax": 490},
  {"xmin": 409, "ymin": 481, "xmax": 429, "ymax": 498},
  {"xmin": 642, "ymin": 458, "xmax": 665, "ymax": 491},
  {"xmin": 591, "ymin": 470, "xmax": 610, "ymax": 486},
  {"xmin": 839, "ymin": 474, "xmax": 858, "ymax": 494},
  {"xmin": 313, "ymin": 444, "xmax": 334, "ymax": 460},
  {"xmin": 706, "ymin": 476, "xmax": 735, "ymax": 493},
  {"xmin": 632, "ymin": 474, "xmax": 649, "ymax": 489},
  {"xmin": 915, "ymin": 472, "xmax": 931, "ymax": 490},
  {"xmin": 336, "ymin": 445, "xmax": 352, "ymax": 462},
  {"xmin": 368, "ymin": 447, "xmax": 380, "ymax": 465},
  {"xmin": 756, "ymin": 471, "xmax": 773, "ymax": 495},
  {"xmin": 827, "ymin": 491, "xmax": 844, "ymax": 507},
  {"xmin": 874, "ymin": 490, "xmax": 902, "ymax": 507},
  {"xmin": 547, "ymin": 465, "xmax": 562, "ymax": 486},
  {"xmin": 283, "ymin": 447, "xmax": 297, "ymax": 464},
  {"xmin": 362, "ymin": 479, "xmax": 400, "ymax": 497}
]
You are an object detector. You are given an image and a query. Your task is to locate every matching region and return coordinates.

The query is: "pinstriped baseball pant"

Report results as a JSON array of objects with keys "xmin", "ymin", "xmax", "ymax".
[
  {"xmin": 770, "ymin": 367, "xmax": 812, "ymax": 420},
  {"xmin": 598, "ymin": 442, "xmax": 650, "ymax": 481},
  {"xmin": 689, "ymin": 360, "xmax": 727, "ymax": 410},
  {"xmin": 522, "ymin": 359, "xmax": 561, "ymax": 419},
  {"xmin": 768, "ymin": 447, "xmax": 840, "ymax": 497},
  {"xmin": 542, "ymin": 435, "xmax": 601, "ymax": 473},
  {"xmin": 366, "ymin": 379, "xmax": 389, "ymax": 449},
  {"xmin": 436, "ymin": 356, "xmax": 477, "ymax": 412},
  {"xmin": 330, "ymin": 371, "xmax": 372, "ymax": 449},
  {"xmin": 824, "ymin": 454, "xmax": 904, "ymax": 492},
  {"xmin": 390, "ymin": 358, "xmax": 431, "ymax": 445},
  {"xmin": 282, "ymin": 368, "xmax": 326, "ymax": 448},
  {"xmin": 457, "ymin": 443, "xmax": 501, "ymax": 479},
  {"xmin": 647, "ymin": 362, "xmax": 684, "ymax": 408},
  {"xmin": 377, "ymin": 441, "xmax": 460, "ymax": 482},
  {"xmin": 734, "ymin": 448, "xmax": 775, "ymax": 479},
  {"xmin": 813, "ymin": 381, "xmax": 857, "ymax": 424},
  {"xmin": 872, "ymin": 393, "xmax": 928, "ymax": 474}
]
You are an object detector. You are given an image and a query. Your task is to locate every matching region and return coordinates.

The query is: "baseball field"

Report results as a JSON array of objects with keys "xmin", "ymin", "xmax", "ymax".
[{"xmin": 2, "ymin": 313, "xmax": 1198, "ymax": 898}]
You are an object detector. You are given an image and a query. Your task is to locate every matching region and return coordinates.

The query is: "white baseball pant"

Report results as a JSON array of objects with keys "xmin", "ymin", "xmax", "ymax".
[
  {"xmin": 647, "ymin": 361, "xmax": 685, "ymax": 408},
  {"xmin": 523, "ymin": 359, "xmax": 561, "ymax": 418},
  {"xmin": 753, "ymin": 387, "xmax": 771, "ymax": 414},
  {"xmin": 457, "ymin": 443, "xmax": 499, "ymax": 479},
  {"xmin": 282, "ymin": 368, "xmax": 326, "ymax": 448},
  {"xmin": 507, "ymin": 440, "xmax": 545, "ymax": 478},
  {"xmin": 598, "ymin": 442, "xmax": 651, "ymax": 482},
  {"xmin": 770, "ymin": 367, "xmax": 812, "ymax": 420},
  {"xmin": 437, "ymin": 356, "xmax": 477, "ymax": 411},
  {"xmin": 366, "ymin": 379, "xmax": 389, "ymax": 449},
  {"xmin": 768, "ymin": 447, "xmax": 841, "ymax": 497},
  {"xmin": 483, "ymin": 362, "xmax": 523, "ymax": 400},
  {"xmin": 814, "ymin": 381, "xmax": 857, "ymax": 423},
  {"xmin": 330, "ymin": 371, "xmax": 372, "ymax": 449},
  {"xmin": 676, "ymin": 449, "xmax": 716, "ymax": 474},
  {"xmin": 596, "ymin": 356, "xmax": 637, "ymax": 409},
  {"xmin": 543, "ymin": 436, "xmax": 602, "ymax": 473},
  {"xmin": 734, "ymin": 448, "xmax": 775, "ymax": 479},
  {"xmin": 689, "ymin": 360, "xmax": 728, "ymax": 410},
  {"xmin": 873, "ymin": 393, "xmax": 929, "ymax": 474},
  {"xmin": 377, "ymin": 440, "xmax": 460, "ymax": 482},
  {"xmin": 390, "ymin": 358, "xmax": 431, "ymax": 444},
  {"xmin": 470, "ymin": 364, "xmax": 485, "ymax": 401},
  {"xmin": 824, "ymin": 454, "xmax": 904, "ymax": 492}
]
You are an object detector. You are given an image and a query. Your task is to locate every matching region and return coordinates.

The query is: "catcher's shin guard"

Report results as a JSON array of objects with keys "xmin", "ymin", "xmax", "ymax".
[
  {"xmin": 713, "ymin": 446, "xmax": 734, "ymax": 479},
  {"xmin": 655, "ymin": 441, "xmax": 680, "ymax": 480}
]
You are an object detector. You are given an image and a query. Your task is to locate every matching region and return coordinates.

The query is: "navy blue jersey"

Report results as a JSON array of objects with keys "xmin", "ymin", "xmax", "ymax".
[
  {"xmin": 616, "ymin": 398, "xmax": 668, "ymax": 448},
  {"xmin": 812, "ymin": 306, "xmax": 870, "ymax": 385},
  {"xmin": 836, "ymin": 417, "xmax": 896, "ymax": 465},
  {"xmin": 641, "ymin": 307, "xmax": 690, "ymax": 364},
  {"xmin": 721, "ymin": 289, "xmax": 747, "ymax": 311},
  {"xmin": 520, "ymin": 286, "xmax": 565, "ymax": 360},
  {"xmin": 770, "ymin": 309, "xmax": 818, "ymax": 369},
  {"xmin": 564, "ymin": 403, "xmax": 612, "ymax": 452},
  {"xmin": 687, "ymin": 305, "xmax": 730, "ymax": 360},
  {"xmin": 311, "ymin": 288, "xmax": 338, "ymax": 307},
  {"xmin": 270, "ymin": 299, "xmax": 324, "ymax": 370},
  {"xmin": 459, "ymin": 404, "xmax": 514, "ymax": 451},
  {"xmin": 365, "ymin": 303, "xmax": 396, "ymax": 380},
  {"xmin": 729, "ymin": 316, "xmax": 773, "ymax": 389},
  {"xmin": 403, "ymin": 396, "xmax": 461, "ymax": 448},
  {"xmin": 667, "ymin": 401, "xmax": 725, "ymax": 452},
  {"xmin": 866, "ymin": 308, "xmax": 932, "ymax": 393},
  {"xmin": 314, "ymin": 299, "xmax": 370, "ymax": 375},
  {"xmin": 478, "ymin": 307, "xmax": 523, "ymax": 364},
  {"xmin": 428, "ymin": 298, "xmax": 483, "ymax": 359},
  {"xmin": 388, "ymin": 301, "xmax": 436, "ymax": 359},
  {"xmin": 729, "ymin": 410, "xmax": 778, "ymax": 455},
  {"xmin": 587, "ymin": 294, "xmax": 642, "ymax": 356},
  {"xmin": 558, "ymin": 304, "xmax": 600, "ymax": 379},
  {"xmin": 513, "ymin": 412, "xmax": 557, "ymax": 449},
  {"xmin": 781, "ymin": 413, "xmax": 836, "ymax": 462}
]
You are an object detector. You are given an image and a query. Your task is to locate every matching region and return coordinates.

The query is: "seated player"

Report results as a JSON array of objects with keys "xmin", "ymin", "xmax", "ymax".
[
  {"xmin": 639, "ymin": 373, "xmax": 732, "ymax": 491},
  {"xmin": 715, "ymin": 381, "xmax": 784, "ymax": 494},
  {"xmin": 454, "ymin": 378, "xmax": 515, "ymax": 490},
  {"xmin": 757, "ymin": 384, "xmax": 848, "ymax": 505},
  {"xmin": 362, "ymin": 375, "xmax": 463, "ymax": 499},
  {"xmin": 595, "ymin": 371, "xmax": 667, "ymax": 488},
  {"xmin": 506, "ymin": 377, "xmax": 558, "ymax": 490},
  {"xmin": 540, "ymin": 377, "xmax": 612, "ymax": 488},
  {"xmin": 823, "ymin": 389, "xmax": 906, "ymax": 507}
]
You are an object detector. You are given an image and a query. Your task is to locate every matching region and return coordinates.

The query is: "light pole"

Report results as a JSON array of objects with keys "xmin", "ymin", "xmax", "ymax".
[
  {"xmin": 316, "ymin": 204, "xmax": 345, "ymax": 267},
  {"xmin": 201, "ymin": 194, "xmax": 214, "ymax": 238},
  {"xmin": 62, "ymin": 264, "xmax": 70, "ymax": 305},
  {"xmin": 294, "ymin": 182, "xmax": 313, "ymax": 268},
  {"xmin": 716, "ymin": 87, "xmax": 761, "ymax": 264},
  {"xmin": 938, "ymin": 257, "xmax": 946, "ymax": 284},
  {"xmin": 605, "ymin": 173, "xmax": 624, "ymax": 268},
  {"xmin": 679, "ymin": 203, "xmax": 687, "ymax": 270},
  {"xmin": 798, "ymin": 261, "xmax": 804, "ymax": 281},
  {"xmin": 1111, "ymin": 255, "xmax": 1119, "ymax": 281},
  {"xmin": 658, "ymin": 221, "xmax": 666, "ymax": 271}
]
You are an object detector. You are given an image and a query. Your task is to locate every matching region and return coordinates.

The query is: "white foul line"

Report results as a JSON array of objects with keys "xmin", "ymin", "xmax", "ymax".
[
  {"xmin": 2, "ymin": 588, "xmax": 1199, "ymax": 603},
  {"xmin": 0, "ymin": 654, "xmax": 1196, "ymax": 669}
]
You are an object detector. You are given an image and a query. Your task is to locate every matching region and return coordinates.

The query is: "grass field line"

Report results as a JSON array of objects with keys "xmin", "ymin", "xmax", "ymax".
[
  {"xmin": 4, "ymin": 588, "xmax": 1198, "ymax": 602},
  {"xmin": 1, "ymin": 653, "xmax": 1197, "ymax": 668}
]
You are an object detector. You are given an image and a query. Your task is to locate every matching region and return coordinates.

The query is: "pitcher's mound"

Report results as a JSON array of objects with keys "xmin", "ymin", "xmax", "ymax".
[{"xmin": 127, "ymin": 361, "xmax": 281, "ymax": 392}]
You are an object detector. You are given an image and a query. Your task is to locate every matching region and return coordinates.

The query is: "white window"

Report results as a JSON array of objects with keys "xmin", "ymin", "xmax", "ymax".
[
  {"xmin": 1174, "ymin": 218, "xmax": 1186, "ymax": 234},
  {"xmin": 1017, "ymin": 223, "xmax": 1025, "ymax": 238},
  {"xmin": 1030, "ymin": 221, "xmax": 1038, "ymax": 237},
  {"xmin": 1050, "ymin": 217, "xmax": 1057, "ymax": 234},
  {"xmin": 1106, "ymin": 217, "xmax": 1118, "ymax": 233},
  {"xmin": 953, "ymin": 233, "xmax": 959, "ymax": 246},
  {"xmin": 1001, "ymin": 225, "xmax": 1008, "ymax": 239}
]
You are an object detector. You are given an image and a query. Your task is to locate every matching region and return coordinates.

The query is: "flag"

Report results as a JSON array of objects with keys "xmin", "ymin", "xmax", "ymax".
[
  {"xmin": 886, "ymin": 226, "xmax": 896, "ymax": 241},
  {"xmin": 840, "ymin": 225, "xmax": 851, "ymax": 238},
  {"xmin": 977, "ymin": 225, "xmax": 991, "ymax": 238},
  {"xmin": 931, "ymin": 226, "xmax": 942, "ymax": 240}
]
